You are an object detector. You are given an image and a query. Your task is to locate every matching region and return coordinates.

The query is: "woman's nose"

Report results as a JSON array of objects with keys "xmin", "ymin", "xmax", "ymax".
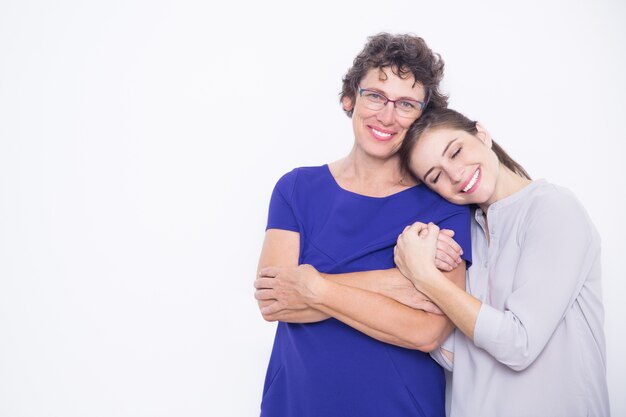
[
  {"xmin": 448, "ymin": 165, "xmax": 465, "ymax": 184},
  {"xmin": 376, "ymin": 102, "xmax": 396, "ymax": 125}
]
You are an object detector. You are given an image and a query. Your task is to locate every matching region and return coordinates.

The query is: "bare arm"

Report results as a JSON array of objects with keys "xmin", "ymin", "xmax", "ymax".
[
  {"xmin": 256, "ymin": 226, "xmax": 462, "ymax": 320},
  {"xmin": 256, "ymin": 224, "xmax": 466, "ymax": 350},
  {"xmin": 257, "ymin": 262, "xmax": 466, "ymax": 351},
  {"xmin": 323, "ymin": 268, "xmax": 446, "ymax": 314},
  {"xmin": 256, "ymin": 229, "xmax": 329, "ymax": 323},
  {"xmin": 313, "ymin": 264, "xmax": 466, "ymax": 351},
  {"xmin": 256, "ymin": 230, "xmax": 431, "ymax": 322}
]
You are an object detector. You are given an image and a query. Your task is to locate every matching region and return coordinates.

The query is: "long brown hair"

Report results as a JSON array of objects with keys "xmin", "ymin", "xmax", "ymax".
[{"xmin": 399, "ymin": 108, "xmax": 531, "ymax": 180}]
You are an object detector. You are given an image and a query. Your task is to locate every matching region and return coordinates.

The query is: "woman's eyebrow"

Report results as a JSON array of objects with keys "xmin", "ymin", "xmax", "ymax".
[
  {"xmin": 368, "ymin": 87, "xmax": 422, "ymax": 101},
  {"xmin": 441, "ymin": 138, "xmax": 458, "ymax": 156},
  {"xmin": 422, "ymin": 138, "xmax": 458, "ymax": 182},
  {"xmin": 423, "ymin": 167, "xmax": 435, "ymax": 182}
]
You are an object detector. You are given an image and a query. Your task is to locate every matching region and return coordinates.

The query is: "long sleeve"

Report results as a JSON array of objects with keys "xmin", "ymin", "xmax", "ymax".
[
  {"xmin": 473, "ymin": 187, "xmax": 600, "ymax": 371},
  {"xmin": 447, "ymin": 181, "xmax": 608, "ymax": 417}
]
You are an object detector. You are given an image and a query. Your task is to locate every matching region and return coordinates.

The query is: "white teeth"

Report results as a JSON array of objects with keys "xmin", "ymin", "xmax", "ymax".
[
  {"xmin": 463, "ymin": 169, "xmax": 480, "ymax": 192},
  {"xmin": 372, "ymin": 128, "xmax": 392, "ymax": 137}
]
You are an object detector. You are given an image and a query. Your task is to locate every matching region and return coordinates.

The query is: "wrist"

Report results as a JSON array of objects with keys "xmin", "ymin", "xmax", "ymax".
[
  {"xmin": 307, "ymin": 270, "xmax": 330, "ymax": 306},
  {"xmin": 407, "ymin": 264, "xmax": 439, "ymax": 290}
]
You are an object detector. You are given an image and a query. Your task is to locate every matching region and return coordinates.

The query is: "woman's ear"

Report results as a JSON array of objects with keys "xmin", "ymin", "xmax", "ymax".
[
  {"xmin": 341, "ymin": 95, "xmax": 354, "ymax": 112},
  {"xmin": 475, "ymin": 122, "xmax": 493, "ymax": 148}
]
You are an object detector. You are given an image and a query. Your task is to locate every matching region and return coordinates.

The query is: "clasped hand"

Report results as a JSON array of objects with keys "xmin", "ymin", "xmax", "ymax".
[{"xmin": 394, "ymin": 222, "xmax": 442, "ymax": 290}]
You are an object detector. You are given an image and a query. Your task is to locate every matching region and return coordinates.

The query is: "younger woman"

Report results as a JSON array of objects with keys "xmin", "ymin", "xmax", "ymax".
[{"xmin": 394, "ymin": 108, "xmax": 610, "ymax": 417}]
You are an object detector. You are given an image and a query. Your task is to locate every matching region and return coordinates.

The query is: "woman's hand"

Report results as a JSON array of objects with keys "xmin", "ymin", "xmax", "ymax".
[
  {"xmin": 436, "ymin": 229, "xmax": 463, "ymax": 272},
  {"xmin": 255, "ymin": 264, "xmax": 324, "ymax": 316},
  {"xmin": 394, "ymin": 222, "xmax": 441, "ymax": 290}
]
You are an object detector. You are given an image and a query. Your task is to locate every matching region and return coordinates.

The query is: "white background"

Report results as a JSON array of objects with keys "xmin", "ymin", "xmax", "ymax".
[{"xmin": 1, "ymin": 0, "xmax": 624, "ymax": 416}]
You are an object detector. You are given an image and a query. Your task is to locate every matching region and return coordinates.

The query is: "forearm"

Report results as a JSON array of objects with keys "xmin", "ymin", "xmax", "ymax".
[
  {"xmin": 258, "ymin": 296, "xmax": 330, "ymax": 323},
  {"xmin": 257, "ymin": 263, "xmax": 452, "ymax": 339},
  {"xmin": 311, "ymin": 279, "xmax": 451, "ymax": 351},
  {"xmin": 321, "ymin": 268, "xmax": 397, "ymax": 291},
  {"xmin": 261, "ymin": 307, "xmax": 330, "ymax": 323},
  {"xmin": 265, "ymin": 268, "xmax": 419, "ymax": 324},
  {"xmin": 273, "ymin": 270, "xmax": 396, "ymax": 323},
  {"xmin": 416, "ymin": 269, "xmax": 481, "ymax": 340}
]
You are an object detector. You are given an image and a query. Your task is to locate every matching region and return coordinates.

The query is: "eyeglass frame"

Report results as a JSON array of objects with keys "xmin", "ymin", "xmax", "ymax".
[{"xmin": 357, "ymin": 85, "xmax": 428, "ymax": 117}]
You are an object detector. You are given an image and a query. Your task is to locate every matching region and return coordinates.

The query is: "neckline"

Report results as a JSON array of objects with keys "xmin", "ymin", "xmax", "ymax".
[
  {"xmin": 476, "ymin": 179, "xmax": 547, "ymax": 218},
  {"xmin": 323, "ymin": 164, "xmax": 422, "ymax": 200}
]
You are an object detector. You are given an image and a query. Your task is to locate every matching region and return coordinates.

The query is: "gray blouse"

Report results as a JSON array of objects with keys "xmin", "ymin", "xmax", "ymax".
[{"xmin": 432, "ymin": 180, "xmax": 610, "ymax": 417}]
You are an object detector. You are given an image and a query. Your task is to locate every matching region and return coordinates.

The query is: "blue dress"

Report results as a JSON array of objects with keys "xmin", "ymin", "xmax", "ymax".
[{"xmin": 260, "ymin": 165, "xmax": 472, "ymax": 417}]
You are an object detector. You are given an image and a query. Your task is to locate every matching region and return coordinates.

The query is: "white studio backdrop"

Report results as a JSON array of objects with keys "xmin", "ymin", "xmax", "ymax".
[{"xmin": 0, "ymin": 0, "xmax": 624, "ymax": 416}]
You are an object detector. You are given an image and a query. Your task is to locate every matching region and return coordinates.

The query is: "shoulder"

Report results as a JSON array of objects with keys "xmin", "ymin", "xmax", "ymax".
[
  {"xmin": 525, "ymin": 181, "xmax": 589, "ymax": 220},
  {"xmin": 276, "ymin": 165, "xmax": 327, "ymax": 183},
  {"xmin": 522, "ymin": 181, "xmax": 598, "ymax": 242},
  {"xmin": 416, "ymin": 185, "xmax": 470, "ymax": 216},
  {"xmin": 405, "ymin": 186, "xmax": 471, "ymax": 234},
  {"xmin": 273, "ymin": 165, "xmax": 329, "ymax": 198},
  {"xmin": 405, "ymin": 183, "xmax": 448, "ymax": 205}
]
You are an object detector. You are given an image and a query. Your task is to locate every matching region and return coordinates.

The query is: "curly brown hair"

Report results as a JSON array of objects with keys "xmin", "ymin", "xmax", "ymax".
[{"xmin": 340, "ymin": 33, "xmax": 447, "ymax": 117}]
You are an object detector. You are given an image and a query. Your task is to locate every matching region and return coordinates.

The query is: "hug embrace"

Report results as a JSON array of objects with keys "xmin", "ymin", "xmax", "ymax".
[{"xmin": 254, "ymin": 33, "xmax": 610, "ymax": 417}]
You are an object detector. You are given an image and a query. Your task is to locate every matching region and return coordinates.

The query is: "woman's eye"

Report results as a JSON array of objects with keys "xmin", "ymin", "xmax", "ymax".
[
  {"xmin": 398, "ymin": 100, "xmax": 416, "ymax": 109},
  {"xmin": 451, "ymin": 147, "xmax": 462, "ymax": 159},
  {"xmin": 432, "ymin": 172, "xmax": 441, "ymax": 184},
  {"xmin": 365, "ymin": 92, "xmax": 385, "ymax": 102}
]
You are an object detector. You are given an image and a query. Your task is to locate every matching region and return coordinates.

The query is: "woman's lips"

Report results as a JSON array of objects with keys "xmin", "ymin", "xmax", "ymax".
[
  {"xmin": 368, "ymin": 125, "xmax": 395, "ymax": 141},
  {"xmin": 461, "ymin": 168, "xmax": 480, "ymax": 194}
]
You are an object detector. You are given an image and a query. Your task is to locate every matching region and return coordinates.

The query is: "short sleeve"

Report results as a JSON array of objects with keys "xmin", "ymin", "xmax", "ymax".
[
  {"xmin": 435, "ymin": 200, "xmax": 472, "ymax": 266},
  {"xmin": 266, "ymin": 169, "xmax": 300, "ymax": 232}
]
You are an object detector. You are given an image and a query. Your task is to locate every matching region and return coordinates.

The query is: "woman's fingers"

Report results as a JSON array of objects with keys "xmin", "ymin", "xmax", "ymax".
[
  {"xmin": 437, "ymin": 238, "xmax": 462, "ymax": 266},
  {"xmin": 258, "ymin": 266, "xmax": 280, "ymax": 277},
  {"xmin": 410, "ymin": 221, "xmax": 428, "ymax": 234},
  {"xmin": 427, "ymin": 222, "xmax": 440, "ymax": 234},
  {"xmin": 438, "ymin": 229, "xmax": 463, "ymax": 256},
  {"xmin": 255, "ymin": 289, "xmax": 275, "ymax": 300},
  {"xmin": 440, "ymin": 228, "xmax": 455, "ymax": 237},
  {"xmin": 435, "ymin": 249, "xmax": 457, "ymax": 271},
  {"xmin": 254, "ymin": 277, "xmax": 277, "ymax": 289},
  {"xmin": 261, "ymin": 301, "xmax": 283, "ymax": 316},
  {"xmin": 435, "ymin": 258, "xmax": 454, "ymax": 272}
]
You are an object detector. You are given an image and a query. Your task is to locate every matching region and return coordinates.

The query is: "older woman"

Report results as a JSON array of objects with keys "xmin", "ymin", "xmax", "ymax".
[{"xmin": 254, "ymin": 34, "xmax": 471, "ymax": 417}]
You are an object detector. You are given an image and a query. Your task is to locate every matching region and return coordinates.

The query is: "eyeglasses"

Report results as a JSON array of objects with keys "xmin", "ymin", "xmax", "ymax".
[{"xmin": 357, "ymin": 86, "xmax": 427, "ymax": 118}]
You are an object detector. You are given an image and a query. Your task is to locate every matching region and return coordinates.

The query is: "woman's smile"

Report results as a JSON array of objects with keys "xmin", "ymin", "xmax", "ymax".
[
  {"xmin": 368, "ymin": 124, "xmax": 397, "ymax": 141},
  {"xmin": 461, "ymin": 167, "xmax": 481, "ymax": 194}
]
